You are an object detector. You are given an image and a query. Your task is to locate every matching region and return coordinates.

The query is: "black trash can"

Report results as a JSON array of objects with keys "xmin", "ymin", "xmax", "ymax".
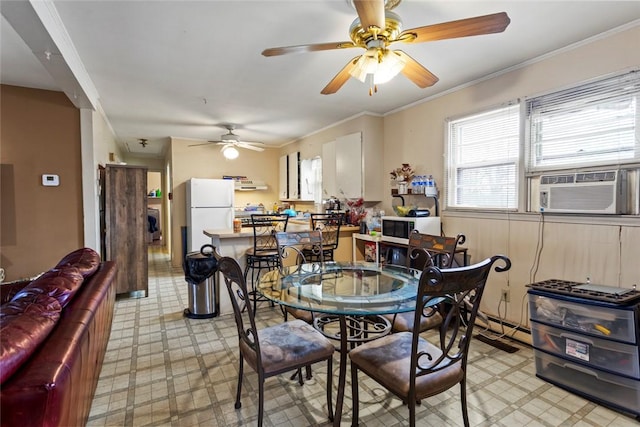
[{"xmin": 183, "ymin": 244, "xmax": 218, "ymax": 319}]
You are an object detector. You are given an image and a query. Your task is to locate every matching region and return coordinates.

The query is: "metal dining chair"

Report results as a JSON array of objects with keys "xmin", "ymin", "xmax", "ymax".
[
  {"xmin": 304, "ymin": 213, "xmax": 343, "ymax": 262},
  {"xmin": 383, "ymin": 231, "xmax": 466, "ymax": 333},
  {"xmin": 349, "ymin": 255, "xmax": 511, "ymax": 427},
  {"xmin": 217, "ymin": 253, "xmax": 335, "ymax": 427},
  {"xmin": 244, "ymin": 213, "xmax": 289, "ymax": 313},
  {"xmin": 274, "ymin": 230, "xmax": 324, "ymax": 325},
  {"xmin": 274, "ymin": 230, "xmax": 326, "ymax": 384}
]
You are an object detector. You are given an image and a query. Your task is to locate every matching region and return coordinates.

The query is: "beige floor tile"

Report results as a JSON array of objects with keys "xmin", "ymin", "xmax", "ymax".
[{"xmin": 87, "ymin": 248, "xmax": 638, "ymax": 427}]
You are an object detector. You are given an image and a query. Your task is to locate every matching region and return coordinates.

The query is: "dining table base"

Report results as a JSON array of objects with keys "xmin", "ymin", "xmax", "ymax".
[{"xmin": 313, "ymin": 314, "xmax": 392, "ymax": 426}]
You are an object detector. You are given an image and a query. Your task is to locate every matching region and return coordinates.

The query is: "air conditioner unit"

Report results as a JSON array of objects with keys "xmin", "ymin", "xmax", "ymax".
[{"xmin": 539, "ymin": 170, "xmax": 627, "ymax": 214}]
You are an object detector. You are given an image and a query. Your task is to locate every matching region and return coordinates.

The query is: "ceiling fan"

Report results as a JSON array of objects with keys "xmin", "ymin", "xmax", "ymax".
[
  {"xmin": 262, "ymin": 0, "xmax": 510, "ymax": 95},
  {"xmin": 191, "ymin": 125, "xmax": 265, "ymax": 159}
]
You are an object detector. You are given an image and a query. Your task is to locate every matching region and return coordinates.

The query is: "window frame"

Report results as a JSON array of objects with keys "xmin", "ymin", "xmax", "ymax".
[
  {"xmin": 524, "ymin": 69, "xmax": 640, "ymax": 175},
  {"xmin": 445, "ymin": 102, "xmax": 522, "ymax": 212}
]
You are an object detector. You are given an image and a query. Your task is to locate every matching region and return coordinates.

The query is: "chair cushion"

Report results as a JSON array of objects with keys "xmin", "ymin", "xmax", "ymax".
[
  {"xmin": 349, "ymin": 331, "xmax": 464, "ymax": 400},
  {"xmin": 239, "ymin": 319, "xmax": 334, "ymax": 375},
  {"xmin": 384, "ymin": 309, "xmax": 443, "ymax": 333},
  {"xmin": 286, "ymin": 307, "xmax": 314, "ymax": 324},
  {"xmin": 245, "ymin": 248, "xmax": 279, "ymax": 258}
]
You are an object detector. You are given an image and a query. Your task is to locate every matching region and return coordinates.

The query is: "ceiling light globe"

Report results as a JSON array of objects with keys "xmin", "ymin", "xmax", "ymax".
[{"xmin": 222, "ymin": 146, "xmax": 239, "ymax": 159}]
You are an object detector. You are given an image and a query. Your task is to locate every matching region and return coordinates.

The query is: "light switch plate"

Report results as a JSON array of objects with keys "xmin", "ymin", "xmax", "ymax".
[{"xmin": 42, "ymin": 174, "xmax": 60, "ymax": 186}]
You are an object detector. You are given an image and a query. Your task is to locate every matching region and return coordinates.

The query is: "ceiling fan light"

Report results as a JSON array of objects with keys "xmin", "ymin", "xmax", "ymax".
[
  {"xmin": 349, "ymin": 51, "xmax": 378, "ymax": 82},
  {"xmin": 374, "ymin": 50, "xmax": 406, "ymax": 84},
  {"xmin": 349, "ymin": 48, "xmax": 405, "ymax": 85},
  {"xmin": 222, "ymin": 145, "xmax": 239, "ymax": 159}
]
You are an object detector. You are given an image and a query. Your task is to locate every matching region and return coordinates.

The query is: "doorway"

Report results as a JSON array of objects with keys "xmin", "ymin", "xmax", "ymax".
[{"xmin": 147, "ymin": 171, "xmax": 164, "ymax": 247}]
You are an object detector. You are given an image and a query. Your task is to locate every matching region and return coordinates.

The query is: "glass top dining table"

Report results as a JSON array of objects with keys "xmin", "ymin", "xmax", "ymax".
[
  {"xmin": 258, "ymin": 261, "xmax": 424, "ymax": 426},
  {"xmin": 257, "ymin": 261, "xmax": 422, "ymax": 315}
]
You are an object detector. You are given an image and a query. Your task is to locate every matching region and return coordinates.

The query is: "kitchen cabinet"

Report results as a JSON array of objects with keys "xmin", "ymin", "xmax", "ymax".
[
  {"xmin": 288, "ymin": 151, "xmax": 299, "ymax": 199},
  {"xmin": 279, "ymin": 152, "xmax": 303, "ymax": 200},
  {"xmin": 279, "ymin": 155, "xmax": 288, "ymax": 200},
  {"xmin": 322, "ymin": 141, "xmax": 336, "ymax": 199},
  {"xmin": 104, "ymin": 164, "xmax": 148, "ymax": 296},
  {"xmin": 322, "ymin": 132, "xmax": 382, "ymax": 201},
  {"xmin": 528, "ymin": 283, "xmax": 640, "ymax": 417},
  {"xmin": 299, "ymin": 158, "xmax": 315, "ymax": 201}
]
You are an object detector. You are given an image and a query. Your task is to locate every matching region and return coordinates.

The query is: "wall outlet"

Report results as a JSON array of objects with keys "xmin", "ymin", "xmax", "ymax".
[{"xmin": 501, "ymin": 289, "xmax": 510, "ymax": 303}]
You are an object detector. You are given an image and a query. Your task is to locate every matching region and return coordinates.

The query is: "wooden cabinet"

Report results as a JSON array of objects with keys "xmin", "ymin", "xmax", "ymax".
[{"xmin": 104, "ymin": 164, "xmax": 148, "ymax": 295}]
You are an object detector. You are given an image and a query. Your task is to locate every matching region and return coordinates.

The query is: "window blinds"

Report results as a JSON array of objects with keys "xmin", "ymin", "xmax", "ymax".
[
  {"xmin": 526, "ymin": 70, "xmax": 640, "ymax": 172},
  {"xmin": 447, "ymin": 104, "xmax": 520, "ymax": 209}
]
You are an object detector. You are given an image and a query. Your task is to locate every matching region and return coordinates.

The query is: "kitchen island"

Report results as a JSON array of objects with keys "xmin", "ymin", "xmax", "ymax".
[{"xmin": 203, "ymin": 220, "xmax": 359, "ymax": 315}]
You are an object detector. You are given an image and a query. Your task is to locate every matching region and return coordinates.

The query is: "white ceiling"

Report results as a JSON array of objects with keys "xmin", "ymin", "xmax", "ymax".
[{"xmin": 2, "ymin": 1, "xmax": 639, "ymax": 159}]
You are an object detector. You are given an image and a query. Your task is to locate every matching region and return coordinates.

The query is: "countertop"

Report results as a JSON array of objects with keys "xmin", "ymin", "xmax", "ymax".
[{"xmin": 204, "ymin": 224, "xmax": 360, "ymax": 239}]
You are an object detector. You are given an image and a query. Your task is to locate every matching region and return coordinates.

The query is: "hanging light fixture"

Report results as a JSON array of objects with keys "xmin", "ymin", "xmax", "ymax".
[
  {"xmin": 349, "ymin": 47, "xmax": 406, "ymax": 95},
  {"xmin": 222, "ymin": 145, "xmax": 239, "ymax": 160}
]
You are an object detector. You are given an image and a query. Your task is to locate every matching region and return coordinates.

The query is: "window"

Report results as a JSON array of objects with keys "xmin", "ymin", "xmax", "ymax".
[
  {"xmin": 447, "ymin": 104, "xmax": 520, "ymax": 209},
  {"xmin": 526, "ymin": 70, "xmax": 640, "ymax": 172}
]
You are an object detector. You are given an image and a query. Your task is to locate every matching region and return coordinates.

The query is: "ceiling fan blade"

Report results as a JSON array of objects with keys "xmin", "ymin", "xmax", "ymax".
[
  {"xmin": 321, "ymin": 56, "xmax": 361, "ymax": 95},
  {"xmin": 395, "ymin": 50, "xmax": 439, "ymax": 88},
  {"xmin": 262, "ymin": 41, "xmax": 357, "ymax": 57},
  {"xmin": 188, "ymin": 141, "xmax": 214, "ymax": 147},
  {"xmin": 353, "ymin": 0, "xmax": 386, "ymax": 32},
  {"xmin": 398, "ymin": 12, "xmax": 510, "ymax": 44},
  {"xmin": 237, "ymin": 142, "xmax": 265, "ymax": 152}
]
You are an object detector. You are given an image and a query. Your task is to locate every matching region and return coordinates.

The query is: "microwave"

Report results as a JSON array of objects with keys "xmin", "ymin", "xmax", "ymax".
[{"xmin": 380, "ymin": 216, "xmax": 441, "ymax": 245}]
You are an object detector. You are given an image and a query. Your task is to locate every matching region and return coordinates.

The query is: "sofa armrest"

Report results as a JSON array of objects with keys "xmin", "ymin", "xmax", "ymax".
[{"xmin": 0, "ymin": 280, "xmax": 30, "ymax": 304}]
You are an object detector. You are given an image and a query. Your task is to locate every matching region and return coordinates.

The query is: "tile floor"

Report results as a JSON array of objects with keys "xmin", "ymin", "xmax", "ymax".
[{"xmin": 87, "ymin": 247, "xmax": 637, "ymax": 426}]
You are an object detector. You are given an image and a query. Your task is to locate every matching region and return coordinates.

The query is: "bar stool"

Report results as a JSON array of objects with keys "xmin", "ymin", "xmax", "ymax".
[
  {"xmin": 244, "ymin": 213, "xmax": 289, "ymax": 313},
  {"xmin": 304, "ymin": 212, "xmax": 343, "ymax": 262}
]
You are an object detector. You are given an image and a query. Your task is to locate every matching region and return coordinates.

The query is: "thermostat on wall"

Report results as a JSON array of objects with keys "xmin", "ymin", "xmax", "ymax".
[{"xmin": 42, "ymin": 174, "xmax": 60, "ymax": 186}]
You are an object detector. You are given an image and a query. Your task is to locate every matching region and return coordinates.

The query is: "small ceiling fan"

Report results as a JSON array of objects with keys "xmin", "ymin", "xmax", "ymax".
[
  {"xmin": 190, "ymin": 125, "xmax": 265, "ymax": 159},
  {"xmin": 262, "ymin": 0, "xmax": 510, "ymax": 95}
]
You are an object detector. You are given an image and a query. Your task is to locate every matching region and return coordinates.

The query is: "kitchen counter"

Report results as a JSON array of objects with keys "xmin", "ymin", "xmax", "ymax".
[{"xmin": 204, "ymin": 224, "xmax": 360, "ymax": 315}]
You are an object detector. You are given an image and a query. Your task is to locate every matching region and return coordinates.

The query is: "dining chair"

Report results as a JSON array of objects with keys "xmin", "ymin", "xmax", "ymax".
[
  {"xmin": 274, "ymin": 230, "xmax": 326, "ymax": 384},
  {"xmin": 349, "ymin": 255, "xmax": 511, "ymax": 427},
  {"xmin": 217, "ymin": 254, "xmax": 335, "ymax": 427},
  {"xmin": 275, "ymin": 230, "xmax": 324, "ymax": 322},
  {"xmin": 304, "ymin": 213, "xmax": 344, "ymax": 262},
  {"xmin": 384, "ymin": 231, "xmax": 466, "ymax": 333},
  {"xmin": 244, "ymin": 213, "xmax": 289, "ymax": 313}
]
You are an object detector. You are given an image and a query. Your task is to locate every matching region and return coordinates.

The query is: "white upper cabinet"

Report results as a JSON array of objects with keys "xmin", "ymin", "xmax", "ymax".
[
  {"xmin": 322, "ymin": 141, "xmax": 337, "ymax": 199},
  {"xmin": 299, "ymin": 158, "xmax": 314, "ymax": 201},
  {"xmin": 321, "ymin": 131, "xmax": 381, "ymax": 201},
  {"xmin": 279, "ymin": 152, "xmax": 305, "ymax": 200},
  {"xmin": 335, "ymin": 132, "xmax": 362, "ymax": 199},
  {"xmin": 288, "ymin": 152, "xmax": 299, "ymax": 199},
  {"xmin": 279, "ymin": 155, "xmax": 288, "ymax": 200}
]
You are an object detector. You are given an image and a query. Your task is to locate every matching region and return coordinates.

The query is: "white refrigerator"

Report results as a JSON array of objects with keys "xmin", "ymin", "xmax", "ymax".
[{"xmin": 186, "ymin": 178, "xmax": 234, "ymax": 252}]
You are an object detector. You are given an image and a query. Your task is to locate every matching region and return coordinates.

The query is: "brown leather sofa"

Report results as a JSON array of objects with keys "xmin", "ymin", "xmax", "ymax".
[{"xmin": 0, "ymin": 248, "xmax": 117, "ymax": 427}]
